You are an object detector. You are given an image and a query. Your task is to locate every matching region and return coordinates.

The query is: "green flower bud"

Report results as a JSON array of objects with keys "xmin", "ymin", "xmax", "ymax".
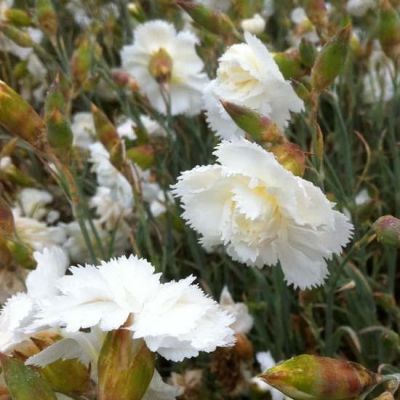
[
  {"xmin": 304, "ymin": 0, "xmax": 328, "ymax": 30},
  {"xmin": 126, "ymin": 145, "xmax": 155, "ymax": 170},
  {"xmin": 4, "ymin": 9, "xmax": 32, "ymax": 27},
  {"xmin": 373, "ymin": 215, "xmax": 400, "ymax": 248},
  {"xmin": 259, "ymin": 355, "xmax": 378, "ymax": 400},
  {"xmin": 97, "ymin": 330, "xmax": 155, "ymax": 400},
  {"xmin": 299, "ymin": 39, "xmax": 318, "ymax": 68},
  {"xmin": 311, "ymin": 25, "xmax": 352, "ymax": 93},
  {"xmin": 176, "ymin": 0, "xmax": 239, "ymax": 37},
  {"xmin": 274, "ymin": 49, "xmax": 306, "ymax": 80},
  {"xmin": 0, "ymin": 24, "xmax": 34, "ymax": 47},
  {"xmin": 35, "ymin": 0, "xmax": 58, "ymax": 37},
  {"xmin": 378, "ymin": 0, "xmax": 400, "ymax": 61}
]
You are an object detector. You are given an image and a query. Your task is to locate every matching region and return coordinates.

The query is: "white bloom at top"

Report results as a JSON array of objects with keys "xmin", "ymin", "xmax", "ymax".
[
  {"xmin": 71, "ymin": 112, "xmax": 96, "ymax": 148},
  {"xmin": 172, "ymin": 139, "xmax": 353, "ymax": 289},
  {"xmin": 0, "ymin": 247, "xmax": 68, "ymax": 352},
  {"xmin": 346, "ymin": 0, "xmax": 375, "ymax": 17},
  {"xmin": 34, "ymin": 255, "xmax": 234, "ymax": 361},
  {"xmin": 197, "ymin": 0, "xmax": 231, "ymax": 11},
  {"xmin": 131, "ymin": 275, "xmax": 235, "ymax": 361},
  {"xmin": 117, "ymin": 115, "xmax": 166, "ymax": 141},
  {"xmin": 241, "ymin": 14, "xmax": 266, "ymax": 35},
  {"xmin": 17, "ymin": 188, "xmax": 53, "ymax": 220},
  {"xmin": 219, "ymin": 286, "xmax": 253, "ymax": 334},
  {"xmin": 204, "ymin": 32, "xmax": 304, "ymax": 140},
  {"xmin": 121, "ymin": 20, "xmax": 209, "ymax": 116}
]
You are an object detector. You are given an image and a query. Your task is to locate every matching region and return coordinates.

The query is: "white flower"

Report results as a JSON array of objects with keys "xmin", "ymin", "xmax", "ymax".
[
  {"xmin": 0, "ymin": 247, "xmax": 68, "ymax": 352},
  {"xmin": 355, "ymin": 189, "xmax": 371, "ymax": 206},
  {"xmin": 131, "ymin": 275, "xmax": 235, "ymax": 361},
  {"xmin": 197, "ymin": 0, "xmax": 231, "ymax": 11},
  {"xmin": 71, "ymin": 112, "xmax": 96, "ymax": 148},
  {"xmin": 117, "ymin": 115, "xmax": 166, "ymax": 141},
  {"xmin": 33, "ymin": 255, "xmax": 235, "ymax": 361},
  {"xmin": 241, "ymin": 14, "xmax": 266, "ymax": 35},
  {"xmin": 121, "ymin": 20, "xmax": 209, "ymax": 116},
  {"xmin": 17, "ymin": 188, "xmax": 53, "ymax": 220},
  {"xmin": 143, "ymin": 371, "xmax": 182, "ymax": 400},
  {"xmin": 0, "ymin": 155, "xmax": 12, "ymax": 171},
  {"xmin": 172, "ymin": 139, "xmax": 353, "ymax": 289},
  {"xmin": 346, "ymin": 0, "xmax": 375, "ymax": 17},
  {"xmin": 219, "ymin": 286, "xmax": 253, "ymax": 334},
  {"xmin": 13, "ymin": 212, "xmax": 66, "ymax": 251},
  {"xmin": 263, "ymin": 0, "xmax": 275, "ymax": 18},
  {"xmin": 252, "ymin": 352, "xmax": 290, "ymax": 400},
  {"xmin": 204, "ymin": 32, "xmax": 304, "ymax": 140},
  {"xmin": 289, "ymin": 7, "xmax": 319, "ymax": 45}
]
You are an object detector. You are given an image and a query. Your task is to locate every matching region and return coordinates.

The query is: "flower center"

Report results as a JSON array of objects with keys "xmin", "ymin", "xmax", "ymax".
[{"xmin": 148, "ymin": 48, "xmax": 173, "ymax": 84}]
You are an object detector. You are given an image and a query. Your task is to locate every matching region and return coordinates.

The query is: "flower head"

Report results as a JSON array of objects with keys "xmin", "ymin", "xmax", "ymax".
[
  {"xmin": 172, "ymin": 139, "xmax": 353, "ymax": 289},
  {"xmin": 204, "ymin": 32, "xmax": 303, "ymax": 140},
  {"xmin": 121, "ymin": 20, "xmax": 209, "ymax": 116}
]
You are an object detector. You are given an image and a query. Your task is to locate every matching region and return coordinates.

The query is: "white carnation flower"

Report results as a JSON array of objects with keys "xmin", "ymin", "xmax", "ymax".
[
  {"xmin": 241, "ymin": 14, "xmax": 266, "ymax": 35},
  {"xmin": 219, "ymin": 286, "xmax": 254, "ymax": 335},
  {"xmin": 204, "ymin": 32, "xmax": 304, "ymax": 140},
  {"xmin": 172, "ymin": 139, "xmax": 353, "ymax": 289},
  {"xmin": 117, "ymin": 115, "xmax": 166, "ymax": 141},
  {"xmin": 346, "ymin": 0, "xmax": 375, "ymax": 17},
  {"xmin": 33, "ymin": 255, "xmax": 234, "ymax": 361},
  {"xmin": 121, "ymin": 20, "xmax": 209, "ymax": 116},
  {"xmin": 71, "ymin": 112, "xmax": 96, "ymax": 148},
  {"xmin": 17, "ymin": 188, "xmax": 53, "ymax": 220}
]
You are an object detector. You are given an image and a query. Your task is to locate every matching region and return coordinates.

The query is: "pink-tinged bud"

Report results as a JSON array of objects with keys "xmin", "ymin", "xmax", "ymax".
[
  {"xmin": 148, "ymin": 48, "xmax": 173, "ymax": 83},
  {"xmin": 373, "ymin": 215, "xmax": 400, "ymax": 247},
  {"xmin": 0, "ymin": 353, "xmax": 57, "ymax": 400},
  {"xmin": 220, "ymin": 101, "xmax": 284, "ymax": 143},
  {"xmin": 311, "ymin": 25, "xmax": 352, "ymax": 93},
  {"xmin": 0, "ymin": 81, "xmax": 46, "ymax": 151},
  {"xmin": 378, "ymin": 0, "xmax": 400, "ymax": 61},
  {"xmin": 4, "ymin": 9, "xmax": 32, "ymax": 27},
  {"xmin": 304, "ymin": 0, "xmax": 328, "ymax": 30},
  {"xmin": 271, "ymin": 142, "xmax": 306, "ymax": 177},
  {"xmin": 176, "ymin": 0, "xmax": 238, "ymax": 37},
  {"xmin": 111, "ymin": 70, "xmax": 139, "ymax": 92},
  {"xmin": 0, "ymin": 199, "xmax": 15, "ymax": 238},
  {"xmin": 97, "ymin": 330, "xmax": 155, "ymax": 400},
  {"xmin": 259, "ymin": 355, "xmax": 378, "ymax": 400},
  {"xmin": 0, "ymin": 24, "xmax": 34, "ymax": 47},
  {"xmin": 35, "ymin": 0, "xmax": 58, "ymax": 37}
]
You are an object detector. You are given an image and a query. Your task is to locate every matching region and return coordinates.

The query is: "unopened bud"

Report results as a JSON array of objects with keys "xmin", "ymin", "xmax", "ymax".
[
  {"xmin": 274, "ymin": 49, "xmax": 305, "ymax": 79},
  {"xmin": 271, "ymin": 142, "xmax": 306, "ymax": 176},
  {"xmin": 259, "ymin": 355, "xmax": 378, "ymax": 400},
  {"xmin": 35, "ymin": 0, "xmax": 58, "ymax": 37},
  {"xmin": 378, "ymin": 0, "xmax": 400, "ymax": 61},
  {"xmin": 311, "ymin": 25, "xmax": 352, "ymax": 92},
  {"xmin": 4, "ymin": 9, "xmax": 32, "ymax": 27},
  {"xmin": 97, "ymin": 330, "xmax": 154, "ymax": 400},
  {"xmin": 148, "ymin": 48, "xmax": 173, "ymax": 83},
  {"xmin": 220, "ymin": 101, "xmax": 284, "ymax": 143},
  {"xmin": 46, "ymin": 109, "xmax": 73, "ymax": 153},
  {"xmin": 373, "ymin": 215, "xmax": 400, "ymax": 247},
  {"xmin": 0, "ymin": 199, "xmax": 15, "ymax": 238},
  {"xmin": 111, "ymin": 70, "xmax": 139, "ymax": 91},
  {"xmin": 0, "ymin": 81, "xmax": 46, "ymax": 151},
  {"xmin": 299, "ymin": 39, "xmax": 318, "ymax": 68},
  {"xmin": 6, "ymin": 240, "xmax": 35, "ymax": 269},
  {"xmin": 177, "ymin": 0, "xmax": 238, "ymax": 37},
  {"xmin": 70, "ymin": 37, "xmax": 93, "ymax": 88},
  {"xmin": 0, "ymin": 24, "xmax": 34, "ymax": 47},
  {"xmin": 126, "ymin": 144, "xmax": 154, "ymax": 170},
  {"xmin": 304, "ymin": 0, "xmax": 328, "ymax": 30}
]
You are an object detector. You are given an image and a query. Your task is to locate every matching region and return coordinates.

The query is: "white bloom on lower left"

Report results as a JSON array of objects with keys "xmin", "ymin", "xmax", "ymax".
[{"xmin": 172, "ymin": 139, "xmax": 353, "ymax": 289}]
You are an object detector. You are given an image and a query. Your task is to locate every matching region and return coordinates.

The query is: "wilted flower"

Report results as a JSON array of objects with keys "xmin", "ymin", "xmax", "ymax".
[
  {"xmin": 219, "ymin": 286, "xmax": 253, "ymax": 334},
  {"xmin": 346, "ymin": 0, "xmax": 375, "ymax": 17},
  {"xmin": 204, "ymin": 32, "xmax": 304, "ymax": 140},
  {"xmin": 173, "ymin": 139, "xmax": 353, "ymax": 289},
  {"xmin": 121, "ymin": 20, "xmax": 209, "ymax": 116},
  {"xmin": 33, "ymin": 255, "xmax": 235, "ymax": 361},
  {"xmin": 240, "ymin": 14, "xmax": 266, "ymax": 35}
]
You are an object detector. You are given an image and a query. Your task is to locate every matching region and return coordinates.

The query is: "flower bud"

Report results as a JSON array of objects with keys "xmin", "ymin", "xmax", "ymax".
[
  {"xmin": 373, "ymin": 215, "xmax": 400, "ymax": 248},
  {"xmin": 35, "ymin": 0, "xmax": 58, "ymax": 37},
  {"xmin": 0, "ymin": 353, "xmax": 57, "ymax": 400},
  {"xmin": 4, "ymin": 9, "xmax": 32, "ymax": 27},
  {"xmin": 176, "ymin": 0, "xmax": 238, "ymax": 37},
  {"xmin": 126, "ymin": 144, "xmax": 155, "ymax": 170},
  {"xmin": 6, "ymin": 240, "xmax": 35, "ymax": 269},
  {"xmin": 220, "ymin": 101, "xmax": 284, "ymax": 143},
  {"xmin": 148, "ymin": 48, "xmax": 173, "ymax": 83},
  {"xmin": 311, "ymin": 25, "xmax": 352, "ymax": 93},
  {"xmin": 0, "ymin": 81, "xmax": 46, "ymax": 151},
  {"xmin": 240, "ymin": 13, "xmax": 266, "ymax": 35},
  {"xmin": 271, "ymin": 142, "xmax": 306, "ymax": 177},
  {"xmin": 299, "ymin": 38, "xmax": 318, "ymax": 68},
  {"xmin": 70, "ymin": 37, "xmax": 95, "ymax": 89},
  {"xmin": 111, "ymin": 70, "xmax": 139, "ymax": 92},
  {"xmin": 259, "ymin": 355, "xmax": 378, "ymax": 400},
  {"xmin": 0, "ymin": 199, "xmax": 15, "ymax": 238},
  {"xmin": 304, "ymin": 0, "xmax": 328, "ymax": 31},
  {"xmin": 0, "ymin": 24, "xmax": 34, "ymax": 47},
  {"xmin": 274, "ymin": 49, "xmax": 305, "ymax": 80},
  {"xmin": 46, "ymin": 109, "xmax": 73, "ymax": 154},
  {"xmin": 97, "ymin": 330, "xmax": 155, "ymax": 400},
  {"xmin": 378, "ymin": 0, "xmax": 400, "ymax": 61}
]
